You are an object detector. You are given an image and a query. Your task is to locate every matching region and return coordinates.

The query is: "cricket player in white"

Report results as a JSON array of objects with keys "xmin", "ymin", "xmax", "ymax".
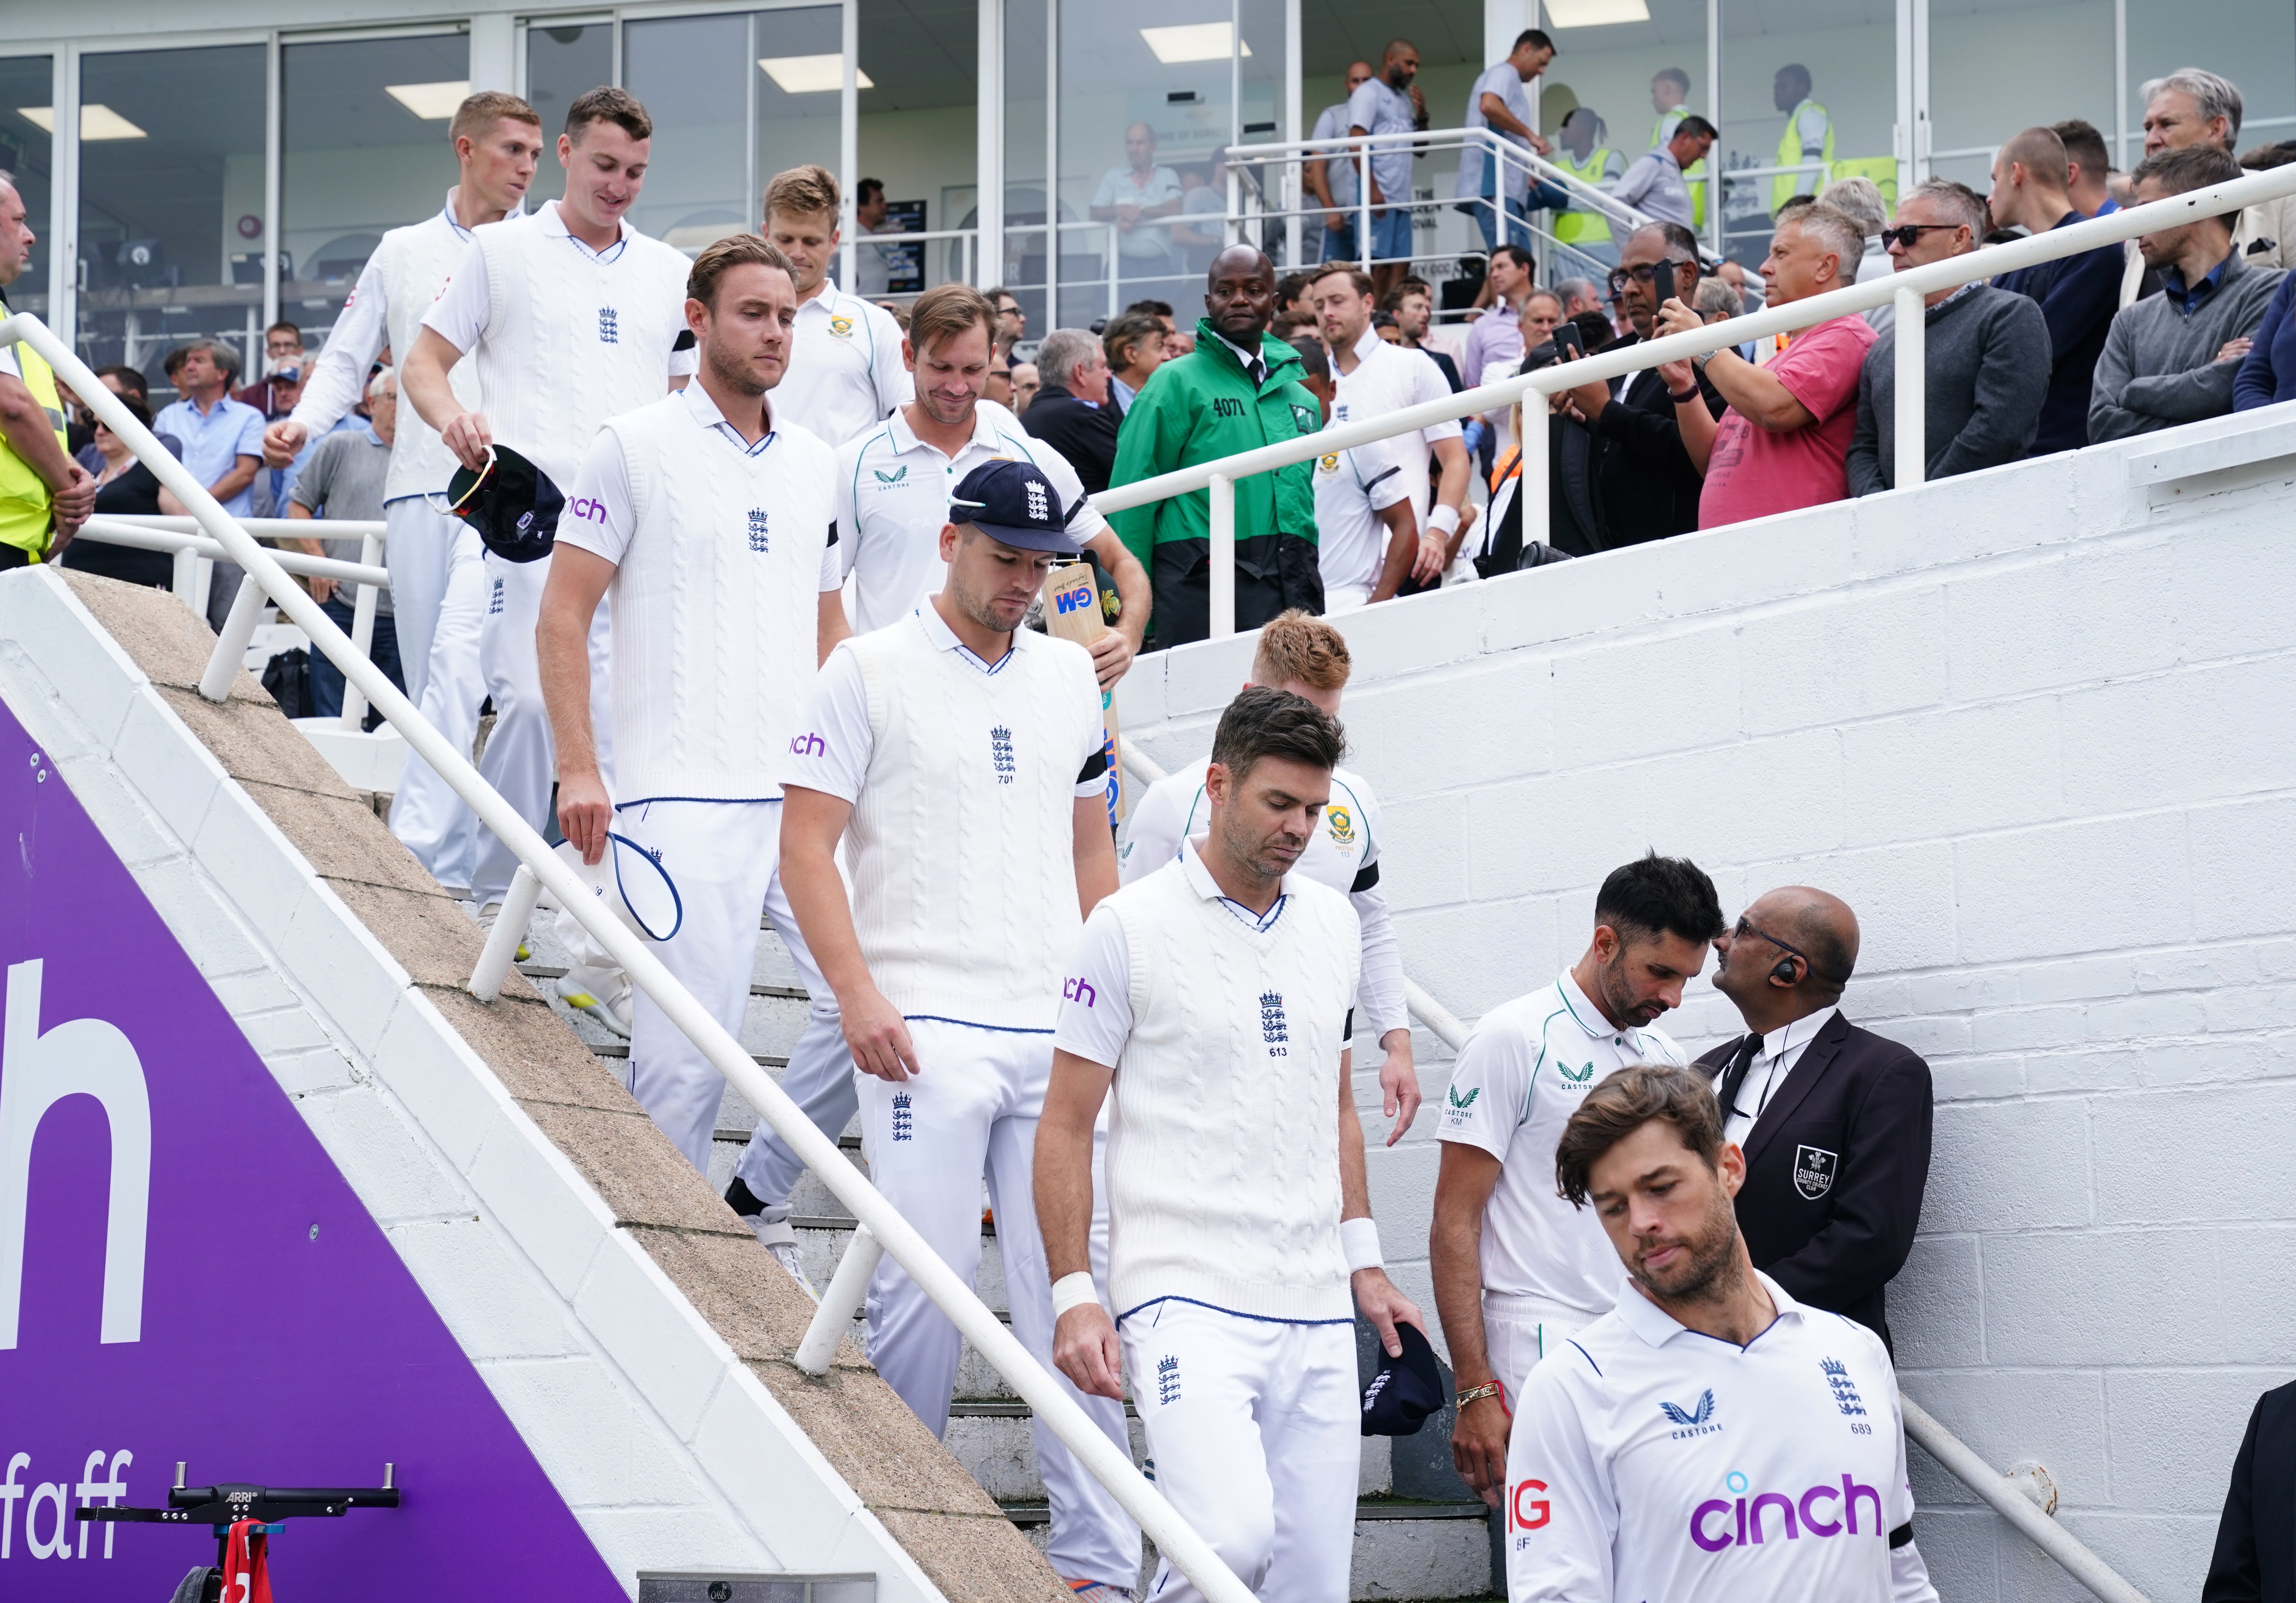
[
  {"xmin": 1041, "ymin": 684, "xmax": 1425, "ymax": 1603},
  {"xmin": 777, "ymin": 457, "xmax": 1139, "ymax": 1595},
  {"xmin": 534, "ymin": 233, "xmax": 847, "ymax": 1183},
  {"xmin": 727, "ymin": 283, "xmax": 1151, "ymax": 1250},
  {"xmin": 401, "ymin": 85, "xmax": 697, "ymax": 926},
  {"xmin": 1283, "ymin": 335, "xmax": 1420, "ymax": 610},
  {"xmin": 1118, "ymin": 611, "xmax": 1419, "ymax": 1146},
  {"xmin": 1432, "ymin": 852, "xmax": 1723, "ymax": 1511},
  {"xmin": 265, "ymin": 92, "xmax": 544, "ymax": 891},
  {"xmin": 761, "ymin": 165, "xmax": 913, "ymax": 447},
  {"xmin": 1506, "ymin": 1064, "xmax": 1936, "ymax": 1603}
]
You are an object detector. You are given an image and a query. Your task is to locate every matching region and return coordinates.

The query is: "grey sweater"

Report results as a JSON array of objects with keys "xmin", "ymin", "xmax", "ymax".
[
  {"xmin": 1847, "ymin": 284, "xmax": 2052, "ymax": 496},
  {"xmin": 2088, "ymin": 250, "xmax": 2285, "ymax": 442}
]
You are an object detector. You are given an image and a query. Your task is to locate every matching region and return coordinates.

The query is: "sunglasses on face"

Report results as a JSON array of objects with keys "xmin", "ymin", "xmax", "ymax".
[
  {"xmin": 1880, "ymin": 222, "xmax": 1961, "ymax": 250},
  {"xmin": 1608, "ymin": 259, "xmax": 1698, "ymax": 293}
]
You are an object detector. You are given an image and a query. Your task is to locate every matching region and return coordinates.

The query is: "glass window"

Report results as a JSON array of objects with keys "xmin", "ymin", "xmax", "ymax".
[
  {"xmin": 75, "ymin": 45, "xmax": 267, "ymax": 396},
  {"xmin": 524, "ymin": 20, "xmax": 613, "ymax": 210},
  {"xmin": 1000, "ymin": 0, "xmax": 1051, "ymax": 330},
  {"xmin": 857, "ymin": 0, "xmax": 978, "ymax": 304},
  {"xmin": 1059, "ymin": 1, "xmax": 1238, "ymax": 315},
  {"xmin": 2127, "ymin": 1, "xmax": 2295, "ymax": 167},
  {"xmin": 0, "ymin": 59, "xmax": 54, "ymax": 316},
  {"xmin": 1537, "ymin": 0, "xmax": 1711, "ymax": 275},
  {"xmin": 280, "ymin": 34, "xmax": 468, "ymax": 355},
  {"xmin": 1718, "ymin": 0, "xmax": 1895, "ymax": 265},
  {"xmin": 623, "ymin": 12, "xmax": 755, "ymax": 250},
  {"xmin": 750, "ymin": 6, "xmax": 845, "ymax": 233}
]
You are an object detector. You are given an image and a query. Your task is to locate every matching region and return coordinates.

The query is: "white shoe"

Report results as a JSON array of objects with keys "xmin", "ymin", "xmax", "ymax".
[
  {"xmin": 555, "ymin": 971, "xmax": 632, "ymax": 1038},
  {"xmin": 744, "ymin": 1214, "xmax": 818, "ymax": 1301}
]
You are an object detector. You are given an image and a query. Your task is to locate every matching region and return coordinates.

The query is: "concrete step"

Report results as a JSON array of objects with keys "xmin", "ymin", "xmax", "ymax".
[{"xmin": 1005, "ymin": 1497, "xmax": 1493, "ymax": 1602}]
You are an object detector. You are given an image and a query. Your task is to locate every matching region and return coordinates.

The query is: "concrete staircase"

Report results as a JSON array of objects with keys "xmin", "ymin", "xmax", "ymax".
[{"xmin": 515, "ymin": 915, "xmax": 1499, "ymax": 1602}]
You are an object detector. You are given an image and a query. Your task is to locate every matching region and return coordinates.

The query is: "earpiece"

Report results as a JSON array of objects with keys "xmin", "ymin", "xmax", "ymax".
[{"xmin": 1771, "ymin": 957, "xmax": 1799, "ymax": 985}]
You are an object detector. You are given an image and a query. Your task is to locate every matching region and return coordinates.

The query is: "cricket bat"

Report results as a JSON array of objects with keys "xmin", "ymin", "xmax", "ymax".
[{"xmin": 1041, "ymin": 561, "xmax": 1129, "ymax": 824}]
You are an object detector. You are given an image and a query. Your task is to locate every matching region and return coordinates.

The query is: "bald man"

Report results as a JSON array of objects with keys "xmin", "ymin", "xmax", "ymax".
[{"xmin": 1695, "ymin": 888, "xmax": 1934, "ymax": 1351}]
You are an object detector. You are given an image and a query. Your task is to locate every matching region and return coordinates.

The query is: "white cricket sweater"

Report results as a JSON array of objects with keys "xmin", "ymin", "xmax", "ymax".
[
  {"xmin": 1102, "ymin": 855, "xmax": 1362, "ymax": 1322},
  {"xmin": 374, "ymin": 210, "xmax": 484, "ymax": 502},
  {"xmin": 843, "ymin": 616, "xmax": 1104, "ymax": 1030},
  {"xmin": 467, "ymin": 209, "xmax": 691, "ymax": 487},
  {"xmin": 598, "ymin": 394, "xmax": 836, "ymax": 803}
]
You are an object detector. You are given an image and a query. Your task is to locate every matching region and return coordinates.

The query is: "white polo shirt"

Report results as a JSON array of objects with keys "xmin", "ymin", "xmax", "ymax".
[
  {"xmin": 1117, "ymin": 753, "xmax": 1405, "ymax": 1039},
  {"xmin": 778, "ymin": 285, "xmax": 912, "ymax": 448},
  {"xmin": 1331, "ymin": 327, "xmax": 1461, "ymax": 517},
  {"xmin": 1721, "ymin": 1004, "xmax": 1842, "ymax": 1148},
  {"xmin": 1439, "ymin": 973, "xmax": 1687, "ymax": 1317},
  {"xmin": 1311, "ymin": 432, "xmax": 1413, "ymax": 606},
  {"xmin": 1090, "ymin": 163, "xmax": 1184, "ymax": 260},
  {"xmin": 1457, "ymin": 61, "xmax": 1534, "ymax": 202},
  {"xmin": 1505, "ymin": 1273, "xmax": 1931, "ymax": 1603},
  {"xmin": 836, "ymin": 398, "xmax": 1108, "ymax": 634}
]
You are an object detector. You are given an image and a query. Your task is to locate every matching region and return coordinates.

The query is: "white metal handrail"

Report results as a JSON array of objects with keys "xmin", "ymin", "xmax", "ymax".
[
  {"xmin": 1093, "ymin": 161, "xmax": 2296, "ymax": 638},
  {"xmin": 0, "ymin": 312, "xmax": 1258, "ymax": 1603}
]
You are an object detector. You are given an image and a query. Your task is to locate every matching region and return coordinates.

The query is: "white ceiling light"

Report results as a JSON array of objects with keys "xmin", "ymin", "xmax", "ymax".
[
  {"xmin": 757, "ymin": 55, "xmax": 875, "ymax": 94},
  {"xmin": 1139, "ymin": 24, "xmax": 1252, "ymax": 64},
  {"xmin": 385, "ymin": 80, "xmax": 473, "ymax": 120},
  {"xmin": 1541, "ymin": 0, "xmax": 1651, "ymax": 24},
  {"xmin": 16, "ymin": 104, "xmax": 148, "ymax": 140}
]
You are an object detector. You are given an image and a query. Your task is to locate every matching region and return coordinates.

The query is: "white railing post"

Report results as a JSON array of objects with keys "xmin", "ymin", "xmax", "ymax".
[
  {"xmin": 1208, "ymin": 472, "xmax": 1236, "ymax": 638},
  {"xmin": 1357, "ymin": 147, "xmax": 1372, "ymax": 273},
  {"xmin": 199, "ymin": 574, "xmax": 267, "ymax": 703},
  {"xmin": 468, "ymin": 863, "xmax": 544, "ymax": 1002},
  {"xmin": 1893, "ymin": 282, "xmax": 1926, "ymax": 491},
  {"xmin": 339, "ymin": 527, "xmax": 384, "ymax": 731},
  {"xmin": 796, "ymin": 1223, "xmax": 883, "ymax": 1376},
  {"xmin": 171, "ymin": 545, "xmax": 200, "ymax": 607},
  {"xmin": 1520, "ymin": 385, "xmax": 1549, "ymax": 552},
  {"xmin": 191, "ymin": 555, "xmax": 214, "ymax": 620}
]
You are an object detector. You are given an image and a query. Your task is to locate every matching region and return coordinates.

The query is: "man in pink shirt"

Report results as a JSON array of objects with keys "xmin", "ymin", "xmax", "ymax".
[{"xmin": 1657, "ymin": 204, "xmax": 1875, "ymax": 527}]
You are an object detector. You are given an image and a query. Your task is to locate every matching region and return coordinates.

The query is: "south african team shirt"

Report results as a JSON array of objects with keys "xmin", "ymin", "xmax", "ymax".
[{"xmin": 1438, "ymin": 971, "xmax": 1687, "ymax": 1316}]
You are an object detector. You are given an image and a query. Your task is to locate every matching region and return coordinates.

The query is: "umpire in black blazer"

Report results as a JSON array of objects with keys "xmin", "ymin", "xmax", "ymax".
[
  {"xmin": 1693, "ymin": 886, "xmax": 1933, "ymax": 1351},
  {"xmin": 1020, "ymin": 326, "xmax": 1122, "ymax": 495},
  {"xmin": 2204, "ymin": 1378, "xmax": 2296, "ymax": 1602}
]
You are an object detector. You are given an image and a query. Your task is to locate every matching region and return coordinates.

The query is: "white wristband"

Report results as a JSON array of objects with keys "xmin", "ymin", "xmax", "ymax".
[
  {"xmin": 1427, "ymin": 503, "xmax": 1461, "ymax": 538},
  {"xmin": 1341, "ymin": 1217, "xmax": 1384, "ymax": 1274},
  {"xmin": 1051, "ymin": 1272, "xmax": 1101, "ymax": 1318}
]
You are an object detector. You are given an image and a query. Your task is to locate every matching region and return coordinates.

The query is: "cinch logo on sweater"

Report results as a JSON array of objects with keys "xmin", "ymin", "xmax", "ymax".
[
  {"xmin": 747, "ymin": 508, "xmax": 770, "ymax": 553},
  {"xmin": 1689, "ymin": 1473, "xmax": 1885, "ymax": 1551},
  {"xmin": 990, "ymin": 725, "xmax": 1015, "ymax": 784},
  {"xmin": 1062, "ymin": 976, "xmax": 1097, "ymax": 1007},
  {"xmin": 789, "ymin": 732, "xmax": 824, "ymax": 757},
  {"xmin": 598, "ymin": 306, "xmax": 620, "ymax": 343},
  {"xmin": 566, "ymin": 496, "xmax": 607, "ymax": 525}
]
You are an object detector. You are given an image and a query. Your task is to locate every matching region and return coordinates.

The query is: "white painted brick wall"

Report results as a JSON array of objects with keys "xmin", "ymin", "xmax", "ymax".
[{"xmin": 1115, "ymin": 409, "xmax": 2296, "ymax": 1602}]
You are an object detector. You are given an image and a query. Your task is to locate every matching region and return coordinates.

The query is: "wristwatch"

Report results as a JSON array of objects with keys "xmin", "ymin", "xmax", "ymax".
[{"xmin": 1456, "ymin": 1381, "xmax": 1504, "ymax": 1408}]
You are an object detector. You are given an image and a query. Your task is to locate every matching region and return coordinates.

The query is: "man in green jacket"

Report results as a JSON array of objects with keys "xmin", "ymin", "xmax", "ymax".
[{"xmin": 1109, "ymin": 244, "xmax": 1324, "ymax": 648}]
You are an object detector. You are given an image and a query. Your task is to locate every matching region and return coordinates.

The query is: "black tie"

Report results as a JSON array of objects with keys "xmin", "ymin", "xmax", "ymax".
[{"xmin": 1716, "ymin": 1032, "xmax": 1763, "ymax": 1123}]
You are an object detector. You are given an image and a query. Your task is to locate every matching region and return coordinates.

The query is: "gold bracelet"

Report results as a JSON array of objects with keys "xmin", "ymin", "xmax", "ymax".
[{"xmin": 1455, "ymin": 1382, "xmax": 1503, "ymax": 1408}]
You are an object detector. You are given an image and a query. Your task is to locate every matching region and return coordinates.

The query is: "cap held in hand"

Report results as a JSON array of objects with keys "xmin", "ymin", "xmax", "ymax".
[
  {"xmin": 1360, "ymin": 1320, "xmax": 1444, "ymax": 1437},
  {"xmin": 436, "ymin": 444, "xmax": 564, "ymax": 563}
]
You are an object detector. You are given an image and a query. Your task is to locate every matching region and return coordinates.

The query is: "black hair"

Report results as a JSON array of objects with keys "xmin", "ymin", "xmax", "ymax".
[
  {"xmin": 1209, "ymin": 685, "xmax": 1345, "ymax": 783},
  {"xmin": 1631, "ymin": 220, "xmax": 1703, "ymax": 263},
  {"xmin": 1593, "ymin": 851, "xmax": 1725, "ymax": 947},
  {"xmin": 1124, "ymin": 298, "xmax": 1175, "ymax": 320},
  {"xmin": 856, "ymin": 177, "xmax": 885, "ymax": 205},
  {"xmin": 1492, "ymin": 242, "xmax": 1535, "ymax": 273},
  {"xmin": 1275, "ymin": 270, "xmax": 1317, "ymax": 309},
  {"xmin": 1676, "ymin": 113, "xmax": 1718, "ymax": 141},
  {"xmin": 1287, "ymin": 334, "xmax": 1330, "ymax": 382},
  {"xmin": 1516, "ymin": 28, "xmax": 1555, "ymax": 53}
]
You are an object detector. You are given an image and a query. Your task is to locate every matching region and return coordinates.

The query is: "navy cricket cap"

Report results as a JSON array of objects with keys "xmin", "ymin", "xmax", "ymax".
[
  {"xmin": 1361, "ymin": 1321, "xmax": 1445, "ymax": 1437},
  {"xmin": 438, "ymin": 444, "xmax": 564, "ymax": 563},
  {"xmin": 950, "ymin": 458, "xmax": 1079, "ymax": 555}
]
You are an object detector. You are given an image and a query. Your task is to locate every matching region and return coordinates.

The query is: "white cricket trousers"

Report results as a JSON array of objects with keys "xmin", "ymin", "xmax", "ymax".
[
  {"xmin": 858, "ymin": 1022, "xmax": 1140, "ymax": 1590},
  {"xmin": 469, "ymin": 548, "xmax": 613, "ymax": 907},
  {"xmin": 1484, "ymin": 1291, "xmax": 1590, "ymax": 1411},
  {"xmin": 384, "ymin": 501, "xmax": 487, "ymax": 888},
  {"xmin": 1120, "ymin": 1300, "xmax": 1359, "ymax": 1603},
  {"xmin": 731, "ymin": 989, "xmax": 854, "ymax": 1215},
  {"xmin": 611, "ymin": 797, "xmax": 833, "ymax": 1172}
]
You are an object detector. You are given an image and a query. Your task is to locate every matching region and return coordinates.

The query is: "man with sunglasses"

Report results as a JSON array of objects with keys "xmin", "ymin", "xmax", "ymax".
[
  {"xmin": 1846, "ymin": 179, "xmax": 2049, "ymax": 495},
  {"xmin": 1696, "ymin": 888, "xmax": 1933, "ymax": 1351},
  {"xmin": 1553, "ymin": 220, "xmax": 1724, "ymax": 546}
]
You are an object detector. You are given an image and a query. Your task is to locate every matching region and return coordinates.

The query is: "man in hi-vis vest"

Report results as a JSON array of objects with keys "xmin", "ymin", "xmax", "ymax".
[
  {"xmin": 1772, "ymin": 63, "xmax": 1834, "ymax": 212},
  {"xmin": 537, "ymin": 232, "xmax": 847, "ymax": 1184},
  {"xmin": 776, "ymin": 456, "xmax": 1140, "ymax": 1599},
  {"xmin": 0, "ymin": 172, "xmax": 94, "ymax": 572}
]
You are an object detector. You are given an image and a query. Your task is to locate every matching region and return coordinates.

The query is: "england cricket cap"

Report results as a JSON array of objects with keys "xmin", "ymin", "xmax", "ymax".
[
  {"xmin": 438, "ymin": 444, "xmax": 563, "ymax": 564},
  {"xmin": 1360, "ymin": 1320, "xmax": 1445, "ymax": 1437},
  {"xmin": 949, "ymin": 458, "xmax": 1078, "ymax": 555}
]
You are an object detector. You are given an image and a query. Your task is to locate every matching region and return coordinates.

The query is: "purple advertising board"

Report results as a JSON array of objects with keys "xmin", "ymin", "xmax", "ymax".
[{"xmin": 0, "ymin": 695, "xmax": 624, "ymax": 1600}]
